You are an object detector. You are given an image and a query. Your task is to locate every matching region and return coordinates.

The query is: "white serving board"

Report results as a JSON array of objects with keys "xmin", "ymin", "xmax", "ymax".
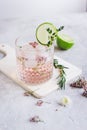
[{"xmin": 0, "ymin": 44, "xmax": 82, "ymax": 98}]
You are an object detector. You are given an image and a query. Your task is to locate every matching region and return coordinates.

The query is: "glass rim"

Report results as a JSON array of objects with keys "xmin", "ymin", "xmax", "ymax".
[{"xmin": 15, "ymin": 36, "xmax": 54, "ymax": 52}]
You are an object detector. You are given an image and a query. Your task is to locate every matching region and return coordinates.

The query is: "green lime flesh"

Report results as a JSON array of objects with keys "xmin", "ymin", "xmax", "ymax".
[
  {"xmin": 56, "ymin": 33, "xmax": 74, "ymax": 50},
  {"xmin": 36, "ymin": 22, "xmax": 57, "ymax": 46}
]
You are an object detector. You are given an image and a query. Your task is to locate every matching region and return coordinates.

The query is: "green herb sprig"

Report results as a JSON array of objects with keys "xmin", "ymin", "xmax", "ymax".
[
  {"xmin": 54, "ymin": 59, "xmax": 68, "ymax": 89},
  {"xmin": 57, "ymin": 26, "xmax": 64, "ymax": 32},
  {"xmin": 46, "ymin": 26, "xmax": 64, "ymax": 47}
]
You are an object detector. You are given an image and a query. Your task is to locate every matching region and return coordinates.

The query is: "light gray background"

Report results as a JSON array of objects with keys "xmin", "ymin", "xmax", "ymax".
[
  {"xmin": 0, "ymin": 1, "xmax": 87, "ymax": 130},
  {"xmin": 0, "ymin": 0, "xmax": 86, "ymax": 18}
]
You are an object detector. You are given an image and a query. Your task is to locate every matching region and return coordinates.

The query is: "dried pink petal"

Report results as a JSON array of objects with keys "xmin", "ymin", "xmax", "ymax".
[
  {"xmin": 82, "ymin": 83, "xmax": 87, "ymax": 91},
  {"xmin": 29, "ymin": 42, "xmax": 38, "ymax": 48},
  {"xmin": 29, "ymin": 116, "xmax": 43, "ymax": 123},
  {"xmin": 82, "ymin": 91, "xmax": 87, "ymax": 98},
  {"xmin": 70, "ymin": 78, "xmax": 87, "ymax": 88},
  {"xmin": 36, "ymin": 56, "xmax": 46, "ymax": 64},
  {"xmin": 36, "ymin": 100, "xmax": 43, "ymax": 106}
]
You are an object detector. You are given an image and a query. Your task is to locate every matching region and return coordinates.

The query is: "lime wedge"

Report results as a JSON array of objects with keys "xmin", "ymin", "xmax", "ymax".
[
  {"xmin": 36, "ymin": 22, "xmax": 57, "ymax": 46},
  {"xmin": 56, "ymin": 33, "xmax": 74, "ymax": 50}
]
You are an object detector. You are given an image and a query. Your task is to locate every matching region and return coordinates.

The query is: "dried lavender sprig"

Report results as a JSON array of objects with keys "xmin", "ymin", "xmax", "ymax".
[
  {"xmin": 70, "ymin": 77, "xmax": 87, "ymax": 89},
  {"xmin": 46, "ymin": 26, "xmax": 64, "ymax": 47}
]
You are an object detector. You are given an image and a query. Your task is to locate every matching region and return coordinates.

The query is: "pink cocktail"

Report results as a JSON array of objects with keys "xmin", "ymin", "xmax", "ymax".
[{"xmin": 15, "ymin": 36, "xmax": 54, "ymax": 84}]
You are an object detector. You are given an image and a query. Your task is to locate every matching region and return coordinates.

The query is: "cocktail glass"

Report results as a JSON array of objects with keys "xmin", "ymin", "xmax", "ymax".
[{"xmin": 15, "ymin": 34, "xmax": 54, "ymax": 84}]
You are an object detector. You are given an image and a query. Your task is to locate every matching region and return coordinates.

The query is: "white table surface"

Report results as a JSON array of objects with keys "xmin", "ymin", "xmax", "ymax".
[{"xmin": 0, "ymin": 13, "xmax": 87, "ymax": 130}]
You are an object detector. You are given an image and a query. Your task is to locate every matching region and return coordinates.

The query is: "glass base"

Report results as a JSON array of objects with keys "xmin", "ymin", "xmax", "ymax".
[{"xmin": 17, "ymin": 62, "xmax": 53, "ymax": 84}]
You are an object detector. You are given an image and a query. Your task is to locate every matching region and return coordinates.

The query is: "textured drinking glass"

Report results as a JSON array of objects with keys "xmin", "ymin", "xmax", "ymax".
[{"xmin": 15, "ymin": 34, "xmax": 54, "ymax": 84}]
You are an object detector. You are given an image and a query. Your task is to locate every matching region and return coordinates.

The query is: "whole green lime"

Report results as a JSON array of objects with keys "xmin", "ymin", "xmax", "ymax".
[{"xmin": 56, "ymin": 33, "xmax": 74, "ymax": 50}]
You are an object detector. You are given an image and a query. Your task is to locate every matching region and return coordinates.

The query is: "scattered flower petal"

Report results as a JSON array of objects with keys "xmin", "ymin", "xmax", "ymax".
[
  {"xmin": 36, "ymin": 56, "xmax": 47, "ymax": 64},
  {"xmin": 59, "ymin": 96, "xmax": 72, "ymax": 107},
  {"xmin": 29, "ymin": 116, "xmax": 43, "ymax": 123},
  {"xmin": 82, "ymin": 91, "xmax": 87, "ymax": 98},
  {"xmin": 70, "ymin": 78, "xmax": 87, "ymax": 88},
  {"xmin": 29, "ymin": 42, "xmax": 38, "ymax": 48},
  {"xmin": 36, "ymin": 100, "xmax": 44, "ymax": 106}
]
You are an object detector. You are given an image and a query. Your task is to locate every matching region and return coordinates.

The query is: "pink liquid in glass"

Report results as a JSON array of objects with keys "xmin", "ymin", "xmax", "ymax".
[{"xmin": 16, "ymin": 42, "xmax": 54, "ymax": 84}]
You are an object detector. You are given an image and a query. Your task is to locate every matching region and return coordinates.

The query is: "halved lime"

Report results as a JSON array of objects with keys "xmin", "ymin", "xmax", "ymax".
[
  {"xmin": 57, "ymin": 33, "xmax": 74, "ymax": 50},
  {"xmin": 36, "ymin": 22, "xmax": 57, "ymax": 46}
]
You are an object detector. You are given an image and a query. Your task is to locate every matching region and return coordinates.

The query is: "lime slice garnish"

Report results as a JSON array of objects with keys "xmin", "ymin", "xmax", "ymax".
[
  {"xmin": 56, "ymin": 33, "xmax": 74, "ymax": 50},
  {"xmin": 36, "ymin": 22, "xmax": 57, "ymax": 46}
]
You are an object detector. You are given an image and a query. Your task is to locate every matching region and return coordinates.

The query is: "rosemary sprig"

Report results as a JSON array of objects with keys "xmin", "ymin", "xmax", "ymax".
[
  {"xmin": 46, "ymin": 26, "xmax": 64, "ymax": 47},
  {"xmin": 54, "ymin": 59, "xmax": 68, "ymax": 89}
]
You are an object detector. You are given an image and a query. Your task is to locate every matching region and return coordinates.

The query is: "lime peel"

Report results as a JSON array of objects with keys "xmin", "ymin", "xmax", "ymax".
[
  {"xmin": 36, "ymin": 22, "xmax": 57, "ymax": 46},
  {"xmin": 57, "ymin": 33, "xmax": 74, "ymax": 50}
]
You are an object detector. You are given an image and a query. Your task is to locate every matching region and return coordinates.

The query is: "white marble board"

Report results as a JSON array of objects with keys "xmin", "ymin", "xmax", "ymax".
[{"xmin": 0, "ymin": 44, "xmax": 82, "ymax": 98}]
